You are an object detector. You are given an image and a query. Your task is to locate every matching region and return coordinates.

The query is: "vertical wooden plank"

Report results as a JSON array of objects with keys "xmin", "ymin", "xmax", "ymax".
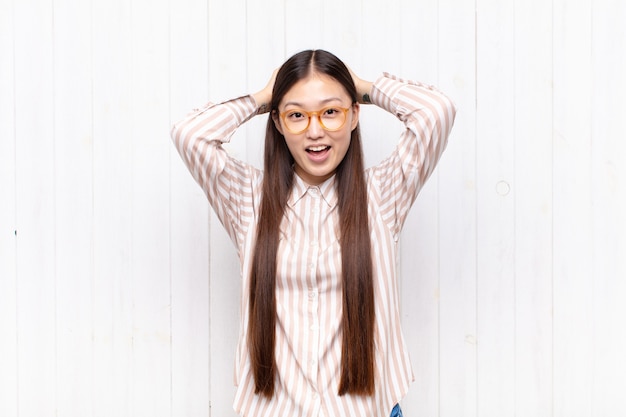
[
  {"xmin": 207, "ymin": 1, "xmax": 248, "ymax": 414},
  {"xmin": 207, "ymin": 222, "xmax": 241, "ymax": 417},
  {"xmin": 206, "ymin": 0, "xmax": 250, "ymax": 163},
  {"xmin": 0, "ymin": 1, "xmax": 18, "ymax": 415},
  {"xmin": 475, "ymin": 1, "xmax": 516, "ymax": 416},
  {"xmin": 358, "ymin": 0, "xmax": 402, "ymax": 168},
  {"xmin": 590, "ymin": 0, "xmax": 626, "ymax": 414},
  {"xmin": 13, "ymin": 0, "xmax": 57, "ymax": 416},
  {"xmin": 437, "ymin": 0, "xmax": 477, "ymax": 416},
  {"xmin": 169, "ymin": 0, "xmax": 211, "ymax": 416},
  {"xmin": 92, "ymin": 1, "xmax": 134, "ymax": 416},
  {"xmin": 360, "ymin": 0, "xmax": 402, "ymax": 72},
  {"xmin": 320, "ymin": 0, "xmax": 362, "ymax": 73},
  {"xmin": 130, "ymin": 0, "xmax": 172, "ymax": 415},
  {"xmin": 245, "ymin": 0, "xmax": 285, "ymax": 169},
  {"xmin": 396, "ymin": 0, "xmax": 441, "ymax": 415},
  {"xmin": 284, "ymin": 0, "xmax": 323, "ymax": 55},
  {"xmin": 552, "ymin": 1, "xmax": 594, "ymax": 416},
  {"xmin": 513, "ymin": 0, "xmax": 554, "ymax": 415},
  {"xmin": 52, "ymin": 1, "xmax": 94, "ymax": 415}
]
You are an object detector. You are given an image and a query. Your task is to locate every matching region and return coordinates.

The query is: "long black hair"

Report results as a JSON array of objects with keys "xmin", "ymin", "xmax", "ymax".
[{"xmin": 247, "ymin": 49, "xmax": 375, "ymax": 398}]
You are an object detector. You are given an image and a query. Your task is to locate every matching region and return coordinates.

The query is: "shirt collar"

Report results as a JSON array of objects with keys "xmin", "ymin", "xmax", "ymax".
[{"xmin": 288, "ymin": 173, "xmax": 338, "ymax": 209}]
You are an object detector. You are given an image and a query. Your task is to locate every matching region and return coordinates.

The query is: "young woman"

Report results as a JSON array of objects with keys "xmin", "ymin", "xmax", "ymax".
[{"xmin": 171, "ymin": 49, "xmax": 456, "ymax": 417}]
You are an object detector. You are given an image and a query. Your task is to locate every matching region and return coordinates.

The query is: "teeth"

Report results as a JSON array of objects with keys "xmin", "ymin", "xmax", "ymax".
[{"xmin": 308, "ymin": 145, "xmax": 328, "ymax": 152}]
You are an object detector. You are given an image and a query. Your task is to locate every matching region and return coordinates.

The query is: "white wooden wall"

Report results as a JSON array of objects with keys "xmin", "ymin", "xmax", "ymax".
[{"xmin": 1, "ymin": 0, "xmax": 625, "ymax": 416}]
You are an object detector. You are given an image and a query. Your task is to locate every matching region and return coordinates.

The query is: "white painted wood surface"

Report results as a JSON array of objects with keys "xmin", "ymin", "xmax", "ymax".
[{"xmin": 1, "ymin": 0, "xmax": 625, "ymax": 416}]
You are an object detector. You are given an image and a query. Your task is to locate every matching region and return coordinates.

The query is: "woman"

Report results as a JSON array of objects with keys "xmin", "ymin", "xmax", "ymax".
[{"xmin": 171, "ymin": 49, "xmax": 456, "ymax": 417}]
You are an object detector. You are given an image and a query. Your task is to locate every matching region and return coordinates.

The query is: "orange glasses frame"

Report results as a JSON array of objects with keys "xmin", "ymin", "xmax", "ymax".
[{"xmin": 278, "ymin": 106, "xmax": 351, "ymax": 134}]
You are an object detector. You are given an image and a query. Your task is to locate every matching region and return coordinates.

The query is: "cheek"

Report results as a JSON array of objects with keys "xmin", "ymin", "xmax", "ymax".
[
  {"xmin": 283, "ymin": 136, "xmax": 300, "ymax": 156},
  {"xmin": 334, "ymin": 133, "xmax": 352, "ymax": 157}
]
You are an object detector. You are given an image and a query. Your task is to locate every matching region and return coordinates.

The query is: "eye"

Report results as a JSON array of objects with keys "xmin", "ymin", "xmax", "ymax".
[
  {"xmin": 286, "ymin": 110, "xmax": 306, "ymax": 120},
  {"xmin": 323, "ymin": 108, "xmax": 341, "ymax": 118}
]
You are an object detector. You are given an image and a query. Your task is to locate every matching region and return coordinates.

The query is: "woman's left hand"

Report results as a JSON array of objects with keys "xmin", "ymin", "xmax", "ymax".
[{"xmin": 348, "ymin": 66, "xmax": 373, "ymax": 104}]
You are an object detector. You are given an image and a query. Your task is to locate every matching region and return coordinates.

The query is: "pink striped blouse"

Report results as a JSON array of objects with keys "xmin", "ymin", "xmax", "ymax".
[{"xmin": 171, "ymin": 73, "xmax": 456, "ymax": 417}]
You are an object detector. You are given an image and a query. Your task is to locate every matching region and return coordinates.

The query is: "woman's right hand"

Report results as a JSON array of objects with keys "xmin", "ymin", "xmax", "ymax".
[{"xmin": 253, "ymin": 68, "xmax": 279, "ymax": 114}]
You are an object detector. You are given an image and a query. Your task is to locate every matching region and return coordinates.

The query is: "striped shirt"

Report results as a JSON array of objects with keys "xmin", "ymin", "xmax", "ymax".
[{"xmin": 171, "ymin": 73, "xmax": 456, "ymax": 417}]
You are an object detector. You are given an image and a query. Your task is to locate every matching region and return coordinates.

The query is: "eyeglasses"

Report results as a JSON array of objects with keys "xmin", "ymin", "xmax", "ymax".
[{"xmin": 278, "ymin": 106, "xmax": 351, "ymax": 134}]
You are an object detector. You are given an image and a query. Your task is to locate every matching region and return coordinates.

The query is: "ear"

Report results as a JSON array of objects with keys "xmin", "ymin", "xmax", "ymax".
[
  {"xmin": 350, "ymin": 102, "xmax": 360, "ymax": 131},
  {"xmin": 272, "ymin": 111, "xmax": 284, "ymax": 135}
]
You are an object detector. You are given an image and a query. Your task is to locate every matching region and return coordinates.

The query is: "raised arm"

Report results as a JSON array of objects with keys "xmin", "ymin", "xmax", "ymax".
[
  {"xmin": 169, "ymin": 70, "xmax": 279, "ymax": 249},
  {"xmin": 368, "ymin": 73, "xmax": 457, "ymax": 237}
]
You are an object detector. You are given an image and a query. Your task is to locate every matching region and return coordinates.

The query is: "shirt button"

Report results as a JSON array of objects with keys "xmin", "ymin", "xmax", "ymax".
[
  {"xmin": 310, "ymin": 240, "xmax": 318, "ymax": 247},
  {"xmin": 309, "ymin": 291, "xmax": 317, "ymax": 299}
]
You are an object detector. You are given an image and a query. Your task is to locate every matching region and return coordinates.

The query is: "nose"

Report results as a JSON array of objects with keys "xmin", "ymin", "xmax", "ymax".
[{"xmin": 306, "ymin": 115, "xmax": 324, "ymax": 138}]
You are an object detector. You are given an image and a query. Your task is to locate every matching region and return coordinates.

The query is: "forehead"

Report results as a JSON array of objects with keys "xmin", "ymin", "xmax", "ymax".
[{"xmin": 280, "ymin": 73, "xmax": 351, "ymax": 109}]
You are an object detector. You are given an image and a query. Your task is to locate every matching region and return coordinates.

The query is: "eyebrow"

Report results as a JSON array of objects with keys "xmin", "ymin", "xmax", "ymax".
[{"xmin": 282, "ymin": 97, "xmax": 345, "ymax": 108}]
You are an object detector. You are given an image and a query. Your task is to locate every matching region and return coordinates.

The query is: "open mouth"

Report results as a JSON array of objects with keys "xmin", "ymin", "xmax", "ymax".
[{"xmin": 306, "ymin": 145, "xmax": 331, "ymax": 154}]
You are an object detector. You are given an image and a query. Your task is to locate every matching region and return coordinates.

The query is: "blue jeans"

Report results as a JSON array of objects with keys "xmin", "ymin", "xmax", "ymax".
[{"xmin": 390, "ymin": 404, "xmax": 403, "ymax": 417}]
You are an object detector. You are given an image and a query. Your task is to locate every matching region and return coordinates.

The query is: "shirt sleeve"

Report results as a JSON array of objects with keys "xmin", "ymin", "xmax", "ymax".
[
  {"xmin": 170, "ymin": 95, "xmax": 262, "ymax": 250},
  {"xmin": 368, "ymin": 72, "xmax": 457, "ymax": 238}
]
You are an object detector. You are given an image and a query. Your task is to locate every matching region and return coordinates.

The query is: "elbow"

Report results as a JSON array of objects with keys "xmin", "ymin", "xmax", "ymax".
[{"xmin": 170, "ymin": 121, "xmax": 184, "ymax": 146}]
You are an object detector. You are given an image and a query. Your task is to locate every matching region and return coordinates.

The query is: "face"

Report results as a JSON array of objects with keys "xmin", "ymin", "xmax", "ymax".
[{"xmin": 273, "ymin": 73, "xmax": 360, "ymax": 186}]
